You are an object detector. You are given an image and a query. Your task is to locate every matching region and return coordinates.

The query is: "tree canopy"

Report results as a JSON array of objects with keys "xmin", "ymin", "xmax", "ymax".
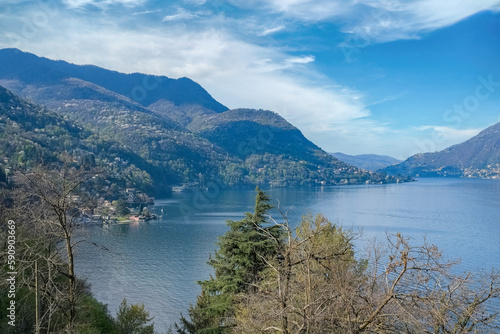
[
  {"xmin": 176, "ymin": 187, "xmax": 284, "ymax": 333},
  {"xmin": 178, "ymin": 190, "xmax": 500, "ymax": 334}
]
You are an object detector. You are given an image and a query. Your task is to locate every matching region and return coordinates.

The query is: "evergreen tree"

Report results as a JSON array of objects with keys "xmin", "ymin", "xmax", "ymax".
[
  {"xmin": 176, "ymin": 187, "xmax": 284, "ymax": 334},
  {"xmin": 115, "ymin": 198, "xmax": 131, "ymax": 216},
  {"xmin": 0, "ymin": 166, "xmax": 6, "ymax": 184}
]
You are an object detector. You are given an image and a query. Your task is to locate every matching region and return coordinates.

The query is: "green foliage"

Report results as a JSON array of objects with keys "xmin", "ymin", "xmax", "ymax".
[
  {"xmin": 0, "ymin": 286, "xmax": 35, "ymax": 334},
  {"xmin": 75, "ymin": 295, "xmax": 117, "ymax": 334},
  {"xmin": 233, "ymin": 214, "xmax": 364, "ymax": 333},
  {"xmin": 116, "ymin": 298, "xmax": 155, "ymax": 334},
  {"xmin": 0, "ymin": 166, "xmax": 6, "ymax": 184},
  {"xmin": 177, "ymin": 187, "xmax": 284, "ymax": 333},
  {"xmin": 0, "ymin": 280, "xmax": 119, "ymax": 334},
  {"xmin": 115, "ymin": 198, "xmax": 131, "ymax": 216},
  {"xmin": 81, "ymin": 153, "xmax": 96, "ymax": 170},
  {"xmin": 229, "ymin": 212, "xmax": 500, "ymax": 333}
]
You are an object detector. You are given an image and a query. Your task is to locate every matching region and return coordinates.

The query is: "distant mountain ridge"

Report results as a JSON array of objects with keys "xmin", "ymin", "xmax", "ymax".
[
  {"xmin": 330, "ymin": 152, "xmax": 402, "ymax": 171},
  {"xmin": 0, "ymin": 48, "xmax": 410, "ymax": 192},
  {"xmin": 0, "ymin": 48, "xmax": 228, "ymax": 113},
  {"xmin": 383, "ymin": 121, "xmax": 500, "ymax": 178}
]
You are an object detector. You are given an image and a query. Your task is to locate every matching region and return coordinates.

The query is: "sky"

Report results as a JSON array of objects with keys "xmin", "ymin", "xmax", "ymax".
[{"xmin": 1, "ymin": 0, "xmax": 500, "ymax": 159}]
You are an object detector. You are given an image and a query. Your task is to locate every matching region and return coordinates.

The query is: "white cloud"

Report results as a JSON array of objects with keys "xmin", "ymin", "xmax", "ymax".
[
  {"xmin": 285, "ymin": 55, "xmax": 315, "ymax": 64},
  {"xmin": 246, "ymin": 0, "xmax": 500, "ymax": 43},
  {"xmin": 399, "ymin": 0, "xmax": 500, "ymax": 30},
  {"xmin": 264, "ymin": 0, "xmax": 350, "ymax": 21},
  {"xmin": 414, "ymin": 125, "xmax": 481, "ymax": 142},
  {"xmin": 259, "ymin": 25, "xmax": 285, "ymax": 36},
  {"xmin": 183, "ymin": 0, "xmax": 207, "ymax": 5},
  {"xmin": 162, "ymin": 10, "xmax": 197, "ymax": 22},
  {"xmin": 347, "ymin": 0, "xmax": 500, "ymax": 42},
  {"xmin": 62, "ymin": 0, "xmax": 145, "ymax": 9},
  {"xmin": 132, "ymin": 9, "xmax": 161, "ymax": 16}
]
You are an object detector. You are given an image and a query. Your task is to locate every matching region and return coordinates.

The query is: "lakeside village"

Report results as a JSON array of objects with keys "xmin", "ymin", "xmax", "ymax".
[
  {"xmin": 75, "ymin": 187, "xmax": 159, "ymax": 225},
  {"xmin": 0, "ymin": 161, "xmax": 160, "ymax": 225},
  {"xmin": 77, "ymin": 182, "xmax": 210, "ymax": 224}
]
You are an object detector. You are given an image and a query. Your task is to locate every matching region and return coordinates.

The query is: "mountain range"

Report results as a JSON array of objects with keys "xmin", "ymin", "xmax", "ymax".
[
  {"xmin": 383, "ymin": 121, "xmax": 500, "ymax": 178},
  {"xmin": 0, "ymin": 48, "xmax": 407, "ymax": 194},
  {"xmin": 330, "ymin": 152, "xmax": 401, "ymax": 171}
]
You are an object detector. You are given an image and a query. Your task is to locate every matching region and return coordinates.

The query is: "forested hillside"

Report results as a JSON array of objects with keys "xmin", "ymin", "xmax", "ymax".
[{"xmin": 0, "ymin": 49, "xmax": 412, "ymax": 193}]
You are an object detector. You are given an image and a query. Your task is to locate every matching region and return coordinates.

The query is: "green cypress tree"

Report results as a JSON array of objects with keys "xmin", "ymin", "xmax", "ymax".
[
  {"xmin": 176, "ymin": 187, "xmax": 284, "ymax": 334},
  {"xmin": 0, "ymin": 166, "xmax": 6, "ymax": 185}
]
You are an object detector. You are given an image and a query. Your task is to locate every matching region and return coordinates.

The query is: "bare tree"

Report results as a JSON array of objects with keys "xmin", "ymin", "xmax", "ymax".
[
  {"xmin": 0, "ymin": 164, "xmax": 98, "ymax": 333},
  {"xmin": 20, "ymin": 164, "xmax": 95, "ymax": 333},
  {"xmin": 233, "ymin": 214, "xmax": 500, "ymax": 334},
  {"xmin": 358, "ymin": 233, "xmax": 500, "ymax": 333},
  {"xmin": 234, "ymin": 213, "xmax": 361, "ymax": 333}
]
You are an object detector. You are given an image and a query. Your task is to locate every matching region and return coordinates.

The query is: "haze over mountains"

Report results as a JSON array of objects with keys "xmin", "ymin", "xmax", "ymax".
[
  {"xmin": 0, "ymin": 48, "xmax": 407, "ymax": 194},
  {"xmin": 330, "ymin": 153, "xmax": 401, "ymax": 171},
  {"xmin": 383, "ymin": 121, "xmax": 500, "ymax": 179}
]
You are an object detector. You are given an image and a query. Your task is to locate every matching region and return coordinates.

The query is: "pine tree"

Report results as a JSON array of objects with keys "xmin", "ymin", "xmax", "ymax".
[{"xmin": 176, "ymin": 187, "xmax": 284, "ymax": 333}]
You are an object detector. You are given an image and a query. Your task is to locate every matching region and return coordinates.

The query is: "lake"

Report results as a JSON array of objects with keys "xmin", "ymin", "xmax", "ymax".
[{"xmin": 75, "ymin": 178, "xmax": 500, "ymax": 331}]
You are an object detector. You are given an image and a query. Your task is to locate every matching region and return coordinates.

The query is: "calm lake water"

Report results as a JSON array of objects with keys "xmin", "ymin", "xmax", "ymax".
[{"xmin": 76, "ymin": 178, "xmax": 500, "ymax": 331}]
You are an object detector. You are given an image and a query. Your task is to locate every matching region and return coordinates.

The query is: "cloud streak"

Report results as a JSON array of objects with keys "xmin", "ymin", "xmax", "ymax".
[
  {"xmin": 285, "ymin": 55, "xmax": 315, "ymax": 64},
  {"xmin": 62, "ymin": 0, "xmax": 145, "ymax": 9},
  {"xmin": 259, "ymin": 25, "xmax": 285, "ymax": 36},
  {"xmin": 245, "ymin": 0, "xmax": 500, "ymax": 43},
  {"xmin": 414, "ymin": 125, "xmax": 482, "ymax": 142},
  {"xmin": 163, "ymin": 10, "xmax": 197, "ymax": 22},
  {"xmin": 346, "ymin": 0, "xmax": 500, "ymax": 42},
  {"xmin": 132, "ymin": 9, "xmax": 162, "ymax": 16}
]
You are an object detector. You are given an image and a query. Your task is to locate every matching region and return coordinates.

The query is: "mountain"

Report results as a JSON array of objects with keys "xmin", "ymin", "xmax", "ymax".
[
  {"xmin": 0, "ymin": 84, "xmax": 83, "ymax": 161},
  {"xmin": 330, "ymin": 152, "xmax": 402, "ymax": 171},
  {"xmin": 0, "ymin": 84, "xmax": 168, "ymax": 195},
  {"xmin": 0, "ymin": 48, "xmax": 227, "ymax": 114},
  {"xmin": 383, "ymin": 122, "xmax": 500, "ymax": 178},
  {"xmin": 0, "ymin": 49, "xmax": 410, "ymax": 192},
  {"xmin": 189, "ymin": 108, "xmax": 322, "ymax": 159}
]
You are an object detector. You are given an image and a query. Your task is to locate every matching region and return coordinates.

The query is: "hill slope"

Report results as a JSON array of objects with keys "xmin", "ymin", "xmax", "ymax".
[
  {"xmin": 0, "ymin": 85, "xmax": 171, "ymax": 195},
  {"xmin": 0, "ymin": 49, "xmax": 410, "ymax": 190},
  {"xmin": 383, "ymin": 122, "xmax": 500, "ymax": 178}
]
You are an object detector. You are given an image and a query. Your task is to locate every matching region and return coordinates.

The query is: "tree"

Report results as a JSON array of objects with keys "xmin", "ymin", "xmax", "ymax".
[
  {"xmin": 17, "ymin": 165, "xmax": 93, "ymax": 333},
  {"xmin": 176, "ymin": 187, "xmax": 284, "ymax": 333},
  {"xmin": 116, "ymin": 298, "xmax": 155, "ymax": 334},
  {"xmin": 355, "ymin": 234, "xmax": 500, "ymax": 333},
  {"xmin": 0, "ymin": 166, "xmax": 7, "ymax": 185},
  {"xmin": 115, "ymin": 198, "xmax": 131, "ymax": 216},
  {"xmin": 0, "ymin": 163, "xmax": 159, "ymax": 334},
  {"xmin": 74, "ymin": 293, "xmax": 118, "ymax": 334},
  {"xmin": 232, "ymin": 211, "xmax": 500, "ymax": 334},
  {"xmin": 81, "ymin": 153, "xmax": 96, "ymax": 170},
  {"xmin": 0, "ymin": 163, "xmax": 120, "ymax": 333},
  {"xmin": 234, "ymin": 213, "xmax": 364, "ymax": 334}
]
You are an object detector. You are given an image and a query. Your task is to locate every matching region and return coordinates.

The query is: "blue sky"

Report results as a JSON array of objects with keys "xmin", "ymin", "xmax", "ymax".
[{"xmin": 1, "ymin": 0, "xmax": 500, "ymax": 159}]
